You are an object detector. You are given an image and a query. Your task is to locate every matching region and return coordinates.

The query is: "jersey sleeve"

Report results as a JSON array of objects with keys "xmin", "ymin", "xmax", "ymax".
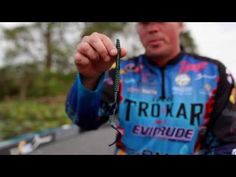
[
  {"xmin": 65, "ymin": 69, "xmax": 116, "ymax": 130},
  {"xmin": 207, "ymin": 62, "xmax": 236, "ymax": 155}
]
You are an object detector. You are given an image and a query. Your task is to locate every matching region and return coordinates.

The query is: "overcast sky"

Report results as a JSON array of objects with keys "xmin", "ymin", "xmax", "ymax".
[
  {"xmin": 186, "ymin": 22, "xmax": 236, "ymax": 78},
  {"xmin": 1, "ymin": 22, "xmax": 236, "ymax": 77}
]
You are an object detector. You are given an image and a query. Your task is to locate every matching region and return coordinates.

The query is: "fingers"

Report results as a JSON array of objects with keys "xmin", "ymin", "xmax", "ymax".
[
  {"xmin": 98, "ymin": 33, "xmax": 117, "ymax": 56},
  {"xmin": 82, "ymin": 33, "xmax": 111, "ymax": 62},
  {"xmin": 120, "ymin": 48, "xmax": 127, "ymax": 58},
  {"xmin": 76, "ymin": 32, "xmax": 127, "ymax": 66},
  {"xmin": 97, "ymin": 33, "xmax": 127, "ymax": 58},
  {"xmin": 77, "ymin": 41, "xmax": 99, "ymax": 61},
  {"xmin": 74, "ymin": 52, "xmax": 90, "ymax": 66}
]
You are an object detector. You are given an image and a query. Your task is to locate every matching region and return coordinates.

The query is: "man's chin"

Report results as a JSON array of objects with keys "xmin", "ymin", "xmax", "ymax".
[{"xmin": 146, "ymin": 50, "xmax": 166, "ymax": 59}]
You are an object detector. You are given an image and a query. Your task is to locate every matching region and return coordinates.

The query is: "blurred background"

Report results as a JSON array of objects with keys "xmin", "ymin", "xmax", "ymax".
[{"xmin": 0, "ymin": 22, "xmax": 235, "ymax": 154}]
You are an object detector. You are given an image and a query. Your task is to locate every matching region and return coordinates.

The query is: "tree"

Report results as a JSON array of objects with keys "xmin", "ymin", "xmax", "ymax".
[
  {"xmin": 31, "ymin": 23, "xmax": 83, "ymax": 72},
  {"xmin": 81, "ymin": 22, "xmax": 127, "ymax": 38},
  {"xmin": 0, "ymin": 63, "xmax": 39, "ymax": 100},
  {"xmin": 0, "ymin": 23, "xmax": 84, "ymax": 100},
  {"xmin": 2, "ymin": 23, "xmax": 83, "ymax": 72},
  {"xmin": 181, "ymin": 30, "xmax": 198, "ymax": 54},
  {"xmin": 3, "ymin": 25, "xmax": 37, "ymax": 65}
]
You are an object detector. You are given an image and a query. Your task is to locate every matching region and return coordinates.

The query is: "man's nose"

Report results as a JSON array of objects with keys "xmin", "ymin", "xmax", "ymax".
[{"xmin": 146, "ymin": 22, "xmax": 161, "ymax": 34}]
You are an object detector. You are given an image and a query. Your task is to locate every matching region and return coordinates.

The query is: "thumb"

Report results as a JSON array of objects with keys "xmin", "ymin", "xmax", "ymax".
[
  {"xmin": 110, "ymin": 47, "xmax": 127, "ymax": 58},
  {"xmin": 120, "ymin": 48, "xmax": 127, "ymax": 58}
]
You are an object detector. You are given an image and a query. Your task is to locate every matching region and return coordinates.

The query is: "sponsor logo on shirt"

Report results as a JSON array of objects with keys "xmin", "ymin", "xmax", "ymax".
[
  {"xmin": 120, "ymin": 63, "xmax": 144, "ymax": 75},
  {"xmin": 195, "ymin": 73, "xmax": 217, "ymax": 80},
  {"xmin": 179, "ymin": 61, "xmax": 208, "ymax": 73},
  {"xmin": 175, "ymin": 73, "xmax": 191, "ymax": 87},
  {"xmin": 124, "ymin": 98, "xmax": 203, "ymax": 126},
  {"xmin": 172, "ymin": 86, "xmax": 193, "ymax": 95},
  {"xmin": 132, "ymin": 125, "xmax": 195, "ymax": 142},
  {"xmin": 127, "ymin": 87, "xmax": 157, "ymax": 95},
  {"xmin": 199, "ymin": 83, "xmax": 213, "ymax": 96}
]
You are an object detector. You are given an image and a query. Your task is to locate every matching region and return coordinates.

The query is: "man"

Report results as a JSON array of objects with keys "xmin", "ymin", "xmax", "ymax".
[{"xmin": 66, "ymin": 22, "xmax": 236, "ymax": 155}]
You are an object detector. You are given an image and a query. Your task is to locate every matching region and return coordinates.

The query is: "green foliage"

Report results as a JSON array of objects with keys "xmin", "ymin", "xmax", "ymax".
[
  {"xmin": 82, "ymin": 22, "xmax": 126, "ymax": 38},
  {"xmin": 27, "ymin": 71, "xmax": 77, "ymax": 98},
  {"xmin": 0, "ymin": 100, "xmax": 71, "ymax": 141},
  {"xmin": 0, "ymin": 64, "xmax": 76, "ymax": 141},
  {"xmin": 0, "ymin": 64, "xmax": 77, "ymax": 100},
  {"xmin": 181, "ymin": 30, "xmax": 198, "ymax": 54}
]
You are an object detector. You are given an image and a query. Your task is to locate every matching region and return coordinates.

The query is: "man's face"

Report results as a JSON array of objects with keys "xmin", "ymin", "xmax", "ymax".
[{"xmin": 137, "ymin": 22, "xmax": 183, "ymax": 59}]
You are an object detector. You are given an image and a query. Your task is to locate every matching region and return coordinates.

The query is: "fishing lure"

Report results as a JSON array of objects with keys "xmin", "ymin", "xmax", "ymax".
[{"xmin": 109, "ymin": 39, "xmax": 122, "ymax": 147}]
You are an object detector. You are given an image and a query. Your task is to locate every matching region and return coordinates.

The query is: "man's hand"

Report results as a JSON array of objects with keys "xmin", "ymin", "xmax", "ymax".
[{"xmin": 75, "ymin": 32, "xmax": 126, "ymax": 89}]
